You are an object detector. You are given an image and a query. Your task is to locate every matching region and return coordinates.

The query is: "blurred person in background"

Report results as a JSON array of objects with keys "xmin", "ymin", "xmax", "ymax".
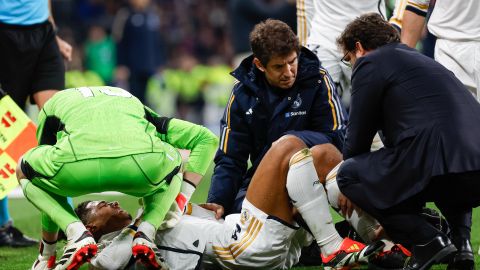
[
  {"xmin": 173, "ymin": 53, "xmax": 206, "ymax": 125},
  {"xmin": 112, "ymin": 0, "xmax": 166, "ymax": 103},
  {"xmin": 84, "ymin": 24, "xmax": 116, "ymax": 85},
  {"xmin": 400, "ymin": 0, "xmax": 480, "ymax": 101},
  {"xmin": 229, "ymin": 0, "xmax": 296, "ymax": 68},
  {"xmin": 0, "ymin": 0, "xmax": 72, "ymax": 247}
]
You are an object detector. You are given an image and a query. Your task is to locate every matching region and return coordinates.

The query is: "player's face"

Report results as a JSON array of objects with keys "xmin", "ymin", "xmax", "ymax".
[
  {"xmin": 86, "ymin": 200, "xmax": 132, "ymax": 233},
  {"xmin": 261, "ymin": 51, "xmax": 298, "ymax": 89}
]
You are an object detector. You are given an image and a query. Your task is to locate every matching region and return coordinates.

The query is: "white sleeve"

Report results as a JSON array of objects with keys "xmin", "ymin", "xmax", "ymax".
[
  {"xmin": 389, "ymin": 0, "xmax": 408, "ymax": 29},
  {"xmin": 406, "ymin": 0, "xmax": 430, "ymax": 16},
  {"xmin": 297, "ymin": 0, "xmax": 314, "ymax": 46},
  {"xmin": 90, "ymin": 226, "xmax": 136, "ymax": 270}
]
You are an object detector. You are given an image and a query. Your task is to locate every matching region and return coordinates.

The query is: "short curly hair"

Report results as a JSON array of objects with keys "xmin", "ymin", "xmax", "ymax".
[
  {"xmin": 250, "ymin": 19, "xmax": 300, "ymax": 66},
  {"xmin": 74, "ymin": 200, "xmax": 93, "ymax": 225},
  {"xmin": 336, "ymin": 13, "xmax": 400, "ymax": 53}
]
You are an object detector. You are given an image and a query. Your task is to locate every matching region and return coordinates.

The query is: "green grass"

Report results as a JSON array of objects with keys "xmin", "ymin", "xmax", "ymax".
[{"xmin": 1, "ymin": 169, "xmax": 479, "ymax": 269}]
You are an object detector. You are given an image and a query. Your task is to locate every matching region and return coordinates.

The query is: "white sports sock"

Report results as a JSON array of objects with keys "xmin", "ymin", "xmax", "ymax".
[
  {"xmin": 325, "ymin": 162, "xmax": 381, "ymax": 243},
  {"xmin": 65, "ymin": 221, "xmax": 87, "ymax": 242},
  {"xmin": 137, "ymin": 221, "xmax": 156, "ymax": 241},
  {"xmin": 40, "ymin": 239, "xmax": 56, "ymax": 257},
  {"xmin": 286, "ymin": 149, "xmax": 343, "ymax": 257},
  {"xmin": 180, "ymin": 180, "xmax": 196, "ymax": 207}
]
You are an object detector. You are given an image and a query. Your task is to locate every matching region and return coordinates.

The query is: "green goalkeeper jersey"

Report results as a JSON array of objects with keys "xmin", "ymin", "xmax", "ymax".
[{"xmin": 34, "ymin": 86, "xmax": 218, "ymax": 176}]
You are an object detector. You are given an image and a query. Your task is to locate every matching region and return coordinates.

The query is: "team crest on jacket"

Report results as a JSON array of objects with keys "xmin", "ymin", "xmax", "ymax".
[{"xmin": 291, "ymin": 94, "xmax": 302, "ymax": 109}]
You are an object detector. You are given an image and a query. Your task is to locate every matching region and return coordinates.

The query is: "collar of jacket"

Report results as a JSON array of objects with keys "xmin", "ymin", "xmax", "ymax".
[{"xmin": 230, "ymin": 46, "xmax": 321, "ymax": 96}]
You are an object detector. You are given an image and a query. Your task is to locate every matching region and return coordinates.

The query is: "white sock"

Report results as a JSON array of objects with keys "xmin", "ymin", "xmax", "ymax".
[
  {"xmin": 286, "ymin": 149, "xmax": 343, "ymax": 257},
  {"xmin": 137, "ymin": 221, "xmax": 156, "ymax": 241},
  {"xmin": 40, "ymin": 239, "xmax": 56, "ymax": 257},
  {"xmin": 65, "ymin": 221, "xmax": 87, "ymax": 242},
  {"xmin": 325, "ymin": 163, "xmax": 381, "ymax": 243},
  {"xmin": 180, "ymin": 180, "xmax": 196, "ymax": 205}
]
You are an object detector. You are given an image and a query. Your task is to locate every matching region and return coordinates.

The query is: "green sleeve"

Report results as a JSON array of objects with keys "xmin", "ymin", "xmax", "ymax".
[
  {"xmin": 166, "ymin": 118, "xmax": 218, "ymax": 176},
  {"xmin": 144, "ymin": 106, "xmax": 219, "ymax": 175}
]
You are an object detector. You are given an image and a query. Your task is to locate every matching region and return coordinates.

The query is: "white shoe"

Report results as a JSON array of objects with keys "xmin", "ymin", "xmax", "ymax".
[
  {"xmin": 54, "ymin": 231, "xmax": 97, "ymax": 270},
  {"xmin": 132, "ymin": 231, "xmax": 169, "ymax": 270},
  {"xmin": 32, "ymin": 254, "xmax": 56, "ymax": 270}
]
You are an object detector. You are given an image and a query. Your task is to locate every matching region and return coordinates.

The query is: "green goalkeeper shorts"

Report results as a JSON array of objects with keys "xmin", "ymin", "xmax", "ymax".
[{"xmin": 21, "ymin": 147, "xmax": 182, "ymax": 198}]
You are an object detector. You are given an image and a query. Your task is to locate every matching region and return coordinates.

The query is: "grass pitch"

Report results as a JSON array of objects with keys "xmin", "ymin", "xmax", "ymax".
[{"xmin": 1, "ymin": 172, "xmax": 478, "ymax": 269}]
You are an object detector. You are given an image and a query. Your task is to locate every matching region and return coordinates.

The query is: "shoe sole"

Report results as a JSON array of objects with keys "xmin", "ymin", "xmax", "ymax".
[
  {"xmin": 418, "ymin": 244, "xmax": 457, "ymax": 270},
  {"xmin": 63, "ymin": 244, "xmax": 97, "ymax": 270},
  {"xmin": 447, "ymin": 252, "xmax": 475, "ymax": 270},
  {"xmin": 132, "ymin": 244, "xmax": 165, "ymax": 270},
  {"xmin": 324, "ymin": 241, "xmax": 386, "ymax": 270}
]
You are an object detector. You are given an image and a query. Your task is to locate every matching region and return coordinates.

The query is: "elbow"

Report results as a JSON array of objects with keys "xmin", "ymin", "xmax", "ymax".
[{"xmin": 203, "ymin": 127, "xmax": 220, "ymax": 150}]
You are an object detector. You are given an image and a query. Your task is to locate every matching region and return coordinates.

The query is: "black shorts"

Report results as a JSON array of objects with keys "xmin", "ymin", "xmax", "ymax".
[{"xmin": 0, "ymin": 21, "xmax": 65, "ymax": 109}]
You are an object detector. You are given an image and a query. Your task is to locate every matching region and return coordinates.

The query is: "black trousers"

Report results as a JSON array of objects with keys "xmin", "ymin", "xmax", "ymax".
[{"xmin": 338, "ymin": 166, "xmax": 480, "ymax": 247}]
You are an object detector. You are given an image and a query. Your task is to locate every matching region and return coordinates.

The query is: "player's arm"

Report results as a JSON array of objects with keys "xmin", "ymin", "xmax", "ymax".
[
  {"xmin": 144, "ymin": 106, "xmax": 218, "ymax": 185},
  {"xmin": 207, "ymin": 90, "xmax": 251, "ymax": 214},
  {"xmin": 389, "ymin": 0, "xmax": 408, "ymax": 31},
  {"xmin": 296, "ymin": 0, "xmax": 314, "ymax": 46},
  {"xmin": 90, "ymin": 211, "xmax": 143, "ymax": 269},
  {"xmin": 343, "ymin": 59, "xmax": 384, "ymax": 159},
  {"xmin": 401, "ymin": 0, "xmax": 429, "ymax": 48},
  {"xmin": 48, "ymin": 0, "xmax": 72, "ymax": 61},
  {"xmin": 90, "ymin": 225, "xmax": 138, "ymax": 270}
]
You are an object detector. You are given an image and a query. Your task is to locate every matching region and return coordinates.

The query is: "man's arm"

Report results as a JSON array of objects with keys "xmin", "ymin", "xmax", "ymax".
[
  {"xmin": 89, "ymin": 226, "xmax": 137, "ymax": 270},
  {"xmin": 400, "ymin": 0, "xmax": 429, "ymax": 48},
  {"xmin": 48, "ymin": 0, "xmax": 72, "ymax": 61},
  {"xmin": 144, "ymin": 107, "xmax": 218, "ymax": 185},
  {"xmin": 90, "ymin": 213, "xmax": 143, "ymax": 270},
  {"xmin": 343, "ymin": 59, "xmax": 384, "ymax": 159},
  {"xmin": 207, "ymin": 90, "xmax": 251, "ymax": 214}
]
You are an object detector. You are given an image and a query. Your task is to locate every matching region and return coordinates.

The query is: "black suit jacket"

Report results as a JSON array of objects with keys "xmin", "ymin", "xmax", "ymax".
[{"xmin": 344, "ymin": 42, "xmax": 480, "ymax": 209}]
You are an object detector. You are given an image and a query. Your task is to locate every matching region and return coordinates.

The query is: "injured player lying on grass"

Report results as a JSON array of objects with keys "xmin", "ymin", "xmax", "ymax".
[{"xmin": 65, "ymin": 136, "xmax": 389, "ymax": 270}]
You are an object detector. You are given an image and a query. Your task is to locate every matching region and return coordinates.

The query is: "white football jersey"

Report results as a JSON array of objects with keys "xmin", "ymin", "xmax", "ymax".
[
  {"xmin": 303, "ymin": 0, "xmax": 387, "ymax": 50},
  {"xmin": 407, "ymin": 0, "xmax": 480, "ymax": 41}
]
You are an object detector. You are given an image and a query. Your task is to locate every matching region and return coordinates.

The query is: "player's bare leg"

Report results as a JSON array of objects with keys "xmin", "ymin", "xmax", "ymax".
[
  {"xmin": 311, "ymin": 143, "xmax": 343, "ymax": 185},
  {"xmin": 246, "ymin": 135, "xmax": 384, "ymax": 269},
  {"xmin": 245, "ymin": 135, "xmax": 302, "ymax": 223}
]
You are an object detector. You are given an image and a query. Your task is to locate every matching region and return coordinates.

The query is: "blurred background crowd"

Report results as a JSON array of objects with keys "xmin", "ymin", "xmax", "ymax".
[{"xmin": 48, "ymin": 0, "xmax": 422, "ymax": 133}]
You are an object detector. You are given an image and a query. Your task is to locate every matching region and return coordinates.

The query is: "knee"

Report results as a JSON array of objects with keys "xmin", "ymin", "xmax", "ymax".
[
  {"xmin": 310, "ymin": 144, "xmax": 342, "ymax": 165},
  {"xmin": 310, "ymin": 144, "xmax": 342, "ymax": 184},
  {"xmin": 270, "ymin": 135, "xmax": 307, "ymax": 163}
]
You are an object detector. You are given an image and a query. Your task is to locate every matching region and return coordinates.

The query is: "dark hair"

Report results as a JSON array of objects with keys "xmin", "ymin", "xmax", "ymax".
[
  {"xmin": 250, "ymin": 19, "xmax": 300, "ymax": 66},
  {"xmin": 336, "ymin": 13, "xmax": 400, "ymax": 53},
  {"xmin": 74, "ymin": 200, "xmax": 93, "ymax": 225}
]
